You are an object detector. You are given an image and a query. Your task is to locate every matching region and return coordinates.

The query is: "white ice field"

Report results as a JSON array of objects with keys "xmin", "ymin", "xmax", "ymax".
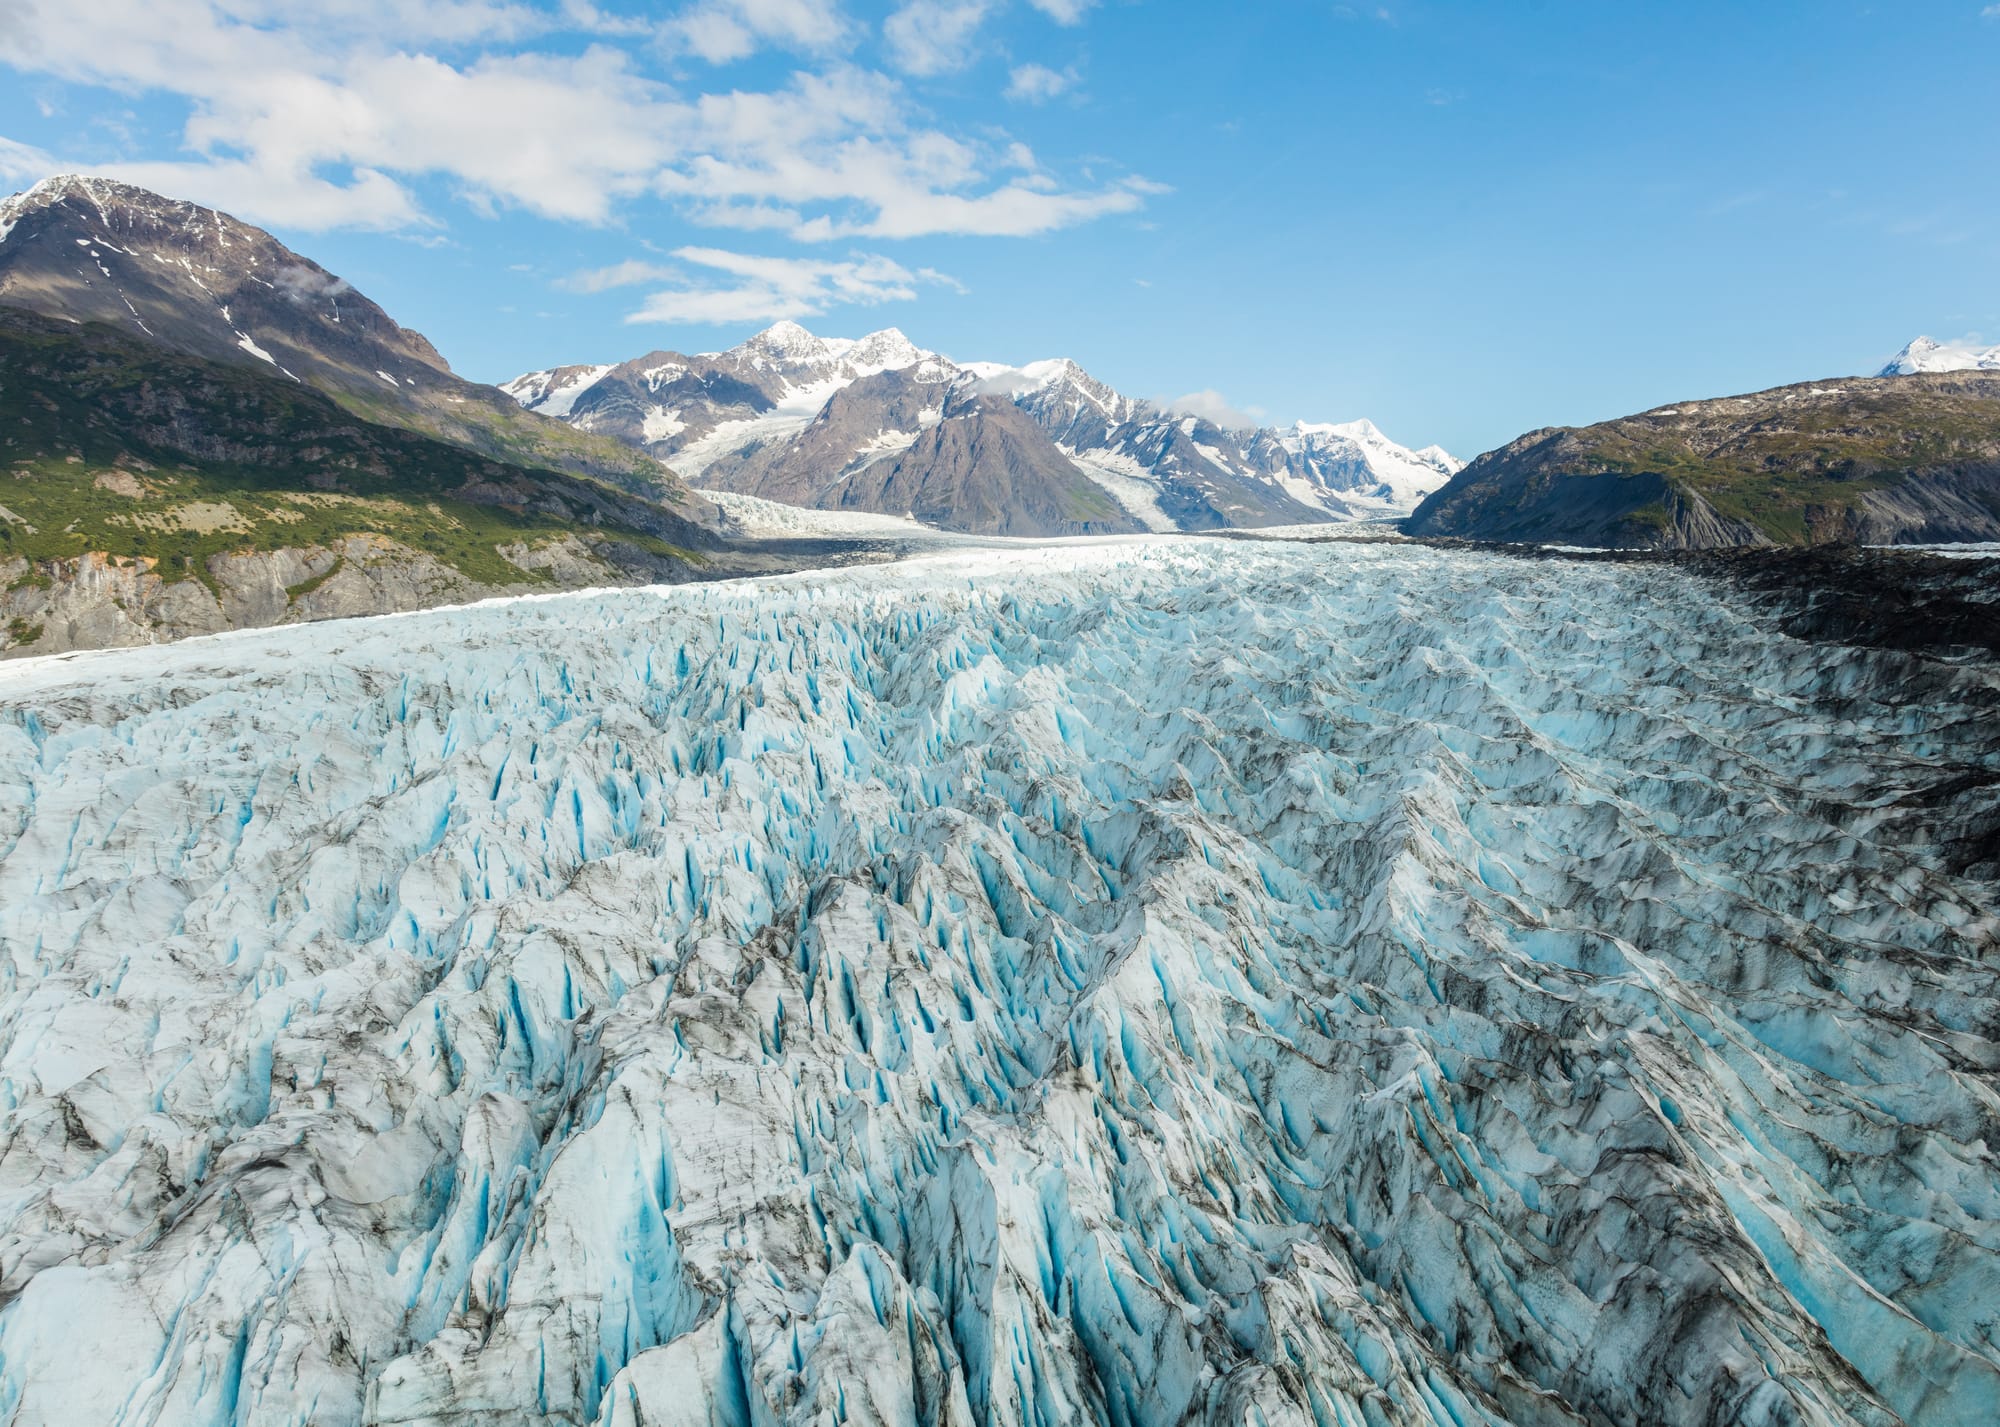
[{"xmin": 1, "ymin": 537, "xmax": 1996, "ymax": 1427}]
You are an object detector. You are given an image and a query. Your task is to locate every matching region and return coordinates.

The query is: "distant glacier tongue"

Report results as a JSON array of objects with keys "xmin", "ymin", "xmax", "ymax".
[{"xmin": 2, "ymin": 539, "xmax": 1997, "ymax": 1427}]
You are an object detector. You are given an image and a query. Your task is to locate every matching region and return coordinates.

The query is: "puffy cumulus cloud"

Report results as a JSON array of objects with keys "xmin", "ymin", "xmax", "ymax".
[
  {"xmin": 1167, "ymin": 389, "xmax": 1266, "ymax": 430},
  {"xmin": 1025, "ymin": 0, "xmax": 1093, "ymax": 22},
  {"xmin": 666, "ymin": 0, "xmax": 850, "ymax": 64},
  {"xmin": 621, "ymin": 246, "xmax": 960, "ymax": 323},
  {"xmin": 1005, "ymin": 62, "xmax": 1075, "ymax": 103},
  {"xmin": 0, "ymin": 0, "xmax": 1155, "ymax": 240},
  {"xmin": 882, "ymin": 0, "xmax": 994, "ymax": 75}
]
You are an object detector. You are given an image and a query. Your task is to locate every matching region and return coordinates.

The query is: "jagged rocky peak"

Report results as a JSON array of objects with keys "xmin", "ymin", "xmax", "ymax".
[
  {"xmin": 1, "ymin": 171, "xmax": 231, "ymax": 235},
  {"xmin": 722, "ymin": 319, "xmax": 935, "ymax": 378},
  {"xmin": 844, "ymin": 325, "xmax": 927, "ymax": 371},
  {"xmin": 730, "ymin": 317, "xmax": 844, "ymax": 367},
  {"xmin": 503, "ymin": 317, "xmax": 1460, "ymax": 532},
  {"xmin": 1879, "ymin": 334, "xmax": 2000, "ymax": 375}
]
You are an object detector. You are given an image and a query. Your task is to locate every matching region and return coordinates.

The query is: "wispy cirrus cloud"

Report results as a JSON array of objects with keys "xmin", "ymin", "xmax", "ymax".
[
  {"xmin": 616, "ymin": 246, "xmax": 964, "ymax": 324},
  {"xmin": 556, "ymin": 259, "xmax": 682, "ymax": 293}
]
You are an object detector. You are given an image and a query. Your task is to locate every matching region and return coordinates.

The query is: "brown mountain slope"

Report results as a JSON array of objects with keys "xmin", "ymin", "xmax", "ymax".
[
  {"xmin": 0, "ymin": 174, "xmax": 709, "ymax": 516},
  {"xmin": 1407, "ymin": 371, "xmax": 2000, "ymax": 548}
]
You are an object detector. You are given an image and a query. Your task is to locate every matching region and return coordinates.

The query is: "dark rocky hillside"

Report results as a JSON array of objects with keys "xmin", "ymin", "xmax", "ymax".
[
  {"xmin": 1406, "ymin": 370, "xmax": 2000, "ymax": 548},
  {"xmin": 0, "ymin": 174, "xmax": 700, "ymax": 507},
  {"xmin": 0, "ymin": 309, "xmax": 727, "ymax": 656}
]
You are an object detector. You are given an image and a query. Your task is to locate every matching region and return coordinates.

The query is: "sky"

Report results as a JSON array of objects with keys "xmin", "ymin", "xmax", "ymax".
[{"xmin": 1, "ymin": 0, "xmax": 1996, "ymax": 458}]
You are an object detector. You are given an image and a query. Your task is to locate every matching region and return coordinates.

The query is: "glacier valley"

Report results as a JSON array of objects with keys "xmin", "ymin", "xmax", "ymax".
[{"xmin": 0, "ymin": 538, "xmax": 1996, "ymax": 1427}]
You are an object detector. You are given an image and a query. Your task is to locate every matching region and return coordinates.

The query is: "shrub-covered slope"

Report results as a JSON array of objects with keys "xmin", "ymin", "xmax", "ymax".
[{"xmin": 1407, "ymin": 370, "xmax": 2000, "ymax": 547}]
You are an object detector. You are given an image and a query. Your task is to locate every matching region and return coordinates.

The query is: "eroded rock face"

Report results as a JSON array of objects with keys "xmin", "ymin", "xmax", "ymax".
[
  {"xmin": 1, "ymin": 540, "xmax": 529, "ymax": 658},
  {"xmin": 0, "ymin": 540, "xmax": 1996, "ymax": 1427}
]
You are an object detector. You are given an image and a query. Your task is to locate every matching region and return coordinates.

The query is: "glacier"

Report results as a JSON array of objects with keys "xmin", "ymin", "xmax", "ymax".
[{"xmin": 0, "ymin": 537, "xmax": 1997, "ymax": 1427}]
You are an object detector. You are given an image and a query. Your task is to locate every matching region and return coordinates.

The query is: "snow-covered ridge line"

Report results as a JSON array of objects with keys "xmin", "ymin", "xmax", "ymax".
[
  {"xmin": 2, "ymin": 540, "xmax": 1995, "ymax": 1426},
  {"xmin": 501, "ymin": 321, "xmax": 1461, "ymax": 533},
  {"xmin": 1879, "ymin": 334, "xmax": 2000, "ymax": 375}
]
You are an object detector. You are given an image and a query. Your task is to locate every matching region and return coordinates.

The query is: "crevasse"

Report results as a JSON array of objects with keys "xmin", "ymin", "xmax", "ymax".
[{"xmin": 0, "ymin": 539, "xmax": 1995, "ymax": 1427}]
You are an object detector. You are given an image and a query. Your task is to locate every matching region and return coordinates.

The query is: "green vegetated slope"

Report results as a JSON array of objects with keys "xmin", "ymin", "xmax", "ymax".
[
  {"xmin": 1406, "ymin": 370, "xmax": 2000, "ymax": 548},
  {"xmin": 0, "ymin": 308, "xmax": 714, "ymax": 593}
]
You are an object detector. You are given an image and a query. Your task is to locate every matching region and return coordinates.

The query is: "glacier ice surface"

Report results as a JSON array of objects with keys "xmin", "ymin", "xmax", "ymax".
[{"xmin": 1, "ymin": 537, "xmax": 1997, "ymax": 1427}]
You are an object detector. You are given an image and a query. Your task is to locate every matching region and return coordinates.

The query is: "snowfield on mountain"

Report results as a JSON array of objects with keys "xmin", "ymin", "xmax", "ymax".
[
  {"xmin": 503, "ymin": 323, "xmax": 1461, "ymax": 536},
  {"xmin": 1, "ymin": 538, "xmax": 1997, "ymax": 1427}
]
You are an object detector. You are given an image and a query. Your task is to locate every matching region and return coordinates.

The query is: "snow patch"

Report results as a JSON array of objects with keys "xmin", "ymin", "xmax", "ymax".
[
  {"xmin": 640, "ymin": 406, "xmax": 686, "ymax": 443},
  {"xmin": 234, "ymin": 331, "xmax": 276, "ymax": 365}
]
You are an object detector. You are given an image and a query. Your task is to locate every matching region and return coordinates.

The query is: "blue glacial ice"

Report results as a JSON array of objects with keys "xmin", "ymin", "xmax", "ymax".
[{"xmin": 0, "ymin": 537, "xmax": 1996, "ymax": 1427}]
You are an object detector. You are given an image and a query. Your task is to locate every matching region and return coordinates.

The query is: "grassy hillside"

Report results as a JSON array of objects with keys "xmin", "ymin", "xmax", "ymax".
[
  {"xmin": 0, "ymin": 309, "xmax": 711, "ymax": 593},
  {"xmin": 1406, "ymin": 371, "xmax": 2000, "ymax": 548}
]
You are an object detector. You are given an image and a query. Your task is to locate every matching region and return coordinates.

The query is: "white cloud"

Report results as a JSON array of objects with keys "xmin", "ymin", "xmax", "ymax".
[
  {"xmin": 100, "ymin": 159, "xmax": 428, "ymax": 230},
  {"xmin": 1005, "ymin": 63, "xmax": 1075, "ymax": 103},
  {"xmin": 0, "ymin": 4, "xmax": 1157, "ymax": 240},
  {"xmin": 667, "ymin": 0, "xmax": 849, "ymax": 64},
  {"xmin": 1167, "ymin": 389, "xmax": 1266, "ymax": 429},
  {"xmin": 882, "ymin": 0, "xmax": 994, "ymax": 75},
  {"xmin": 622, "ymin": 246, "xmax": 958, "ymax": 323},
  {"xmin": 0, "ymin": 137, "xmax": 57, "ymax": 185},
  {"xmin": 556, "ymin": 259, "xmax": 681, "ymax": 293},
  {"xmin": 1025, "ymin": 0, "xmax": 1093, "ymax": 22}
]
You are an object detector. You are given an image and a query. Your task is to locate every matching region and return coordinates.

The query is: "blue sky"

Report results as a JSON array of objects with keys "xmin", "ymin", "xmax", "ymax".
[{"xmin": 1, "ymin": 0, "xmax": 1996, "ymax": 457}]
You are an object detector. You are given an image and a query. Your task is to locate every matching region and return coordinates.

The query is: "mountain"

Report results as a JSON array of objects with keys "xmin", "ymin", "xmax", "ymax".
[
  {"xmin": 506, "ymin": 322, "xmax": 1460, "ymax": 536},
  {"xmin": 0, "ymin": 174, "xmax": 702, "ymax": 510},
  {"xmin": 0, "ymin": 306, "xmax": 735, "ymax": 657},
  {"xmin": 5, "ymin": 540, "xmax": 1995, "ymax": 1427},
  {"xmin": 1406, "ymin": 369, "xmax": 2000, "ymax": 548},
  {"xmin": 1879, "ymin": 335, "xmax": 2000, "ymax": 375}
]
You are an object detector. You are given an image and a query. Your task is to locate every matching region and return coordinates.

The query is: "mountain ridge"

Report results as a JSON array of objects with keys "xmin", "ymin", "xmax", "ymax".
[
  {"xmin": 1879, "ymin": 335, "xmax": 2000, "ymax": 376},
  {"xmin": 1405, "ymin": 369, "xmax": 2000, "ymax": 548},
  {"xmin": 0, "ymin": 174, "xmax": 709, "ymax": 515},
  {"xmin": 0, "ymin": 306, "xmax": 743, "ymax": 657},
  {"xmin": 504, "ymin": 322, "xmax": 1461, "ymax": 535}
]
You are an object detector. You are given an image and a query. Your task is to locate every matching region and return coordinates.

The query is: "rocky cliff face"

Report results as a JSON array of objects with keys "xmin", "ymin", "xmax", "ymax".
[
  {"xmin": 852, "ymin": 392, "xmax": 1143, "ymax": 536},
  {"xmin": 1408, "ymin": 370, "xmax": 2000, "ymax": 548},
  {"xmin": 0, "ymin": 538, "xmax": 618, "ymax": 657}
]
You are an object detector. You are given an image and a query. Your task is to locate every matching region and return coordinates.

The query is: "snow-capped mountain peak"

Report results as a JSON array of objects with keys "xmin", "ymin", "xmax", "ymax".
[
  {"xmin": 501, "ymin": 322, "xmax": 1457, "ymax": 531},
  {"xmin": 724, "ymin": 319, "xmax": 849, "ymax": 374},
  {"xmin": 845, "ymin": 326, "xmax": 927, "ymax": 372},
  {"xmin": 1878, "ymin": 335, "xmax": 2000, "ymax": 375},
  {"xmin": 498, "ymin": 363, "xmax": 615, "ymax": 418},
  {"xmin": 717, "ymin": 321, "xmax": 937, "ymax": 386}
]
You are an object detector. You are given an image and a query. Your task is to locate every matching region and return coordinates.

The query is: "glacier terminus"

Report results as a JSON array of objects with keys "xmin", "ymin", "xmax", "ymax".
[{"xmin": 0, "ymin": 537, "xmax": 1996, "ymax": 1427}]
